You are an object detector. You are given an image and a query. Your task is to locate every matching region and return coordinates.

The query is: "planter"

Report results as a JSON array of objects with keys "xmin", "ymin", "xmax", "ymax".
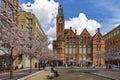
[
  {"xmin": 47, "ymin": 72, "xmax": 55, "ymax": 79},
  {"xmin": 18, "ymin": 64, "xmax": 22, "ymax": 69}
]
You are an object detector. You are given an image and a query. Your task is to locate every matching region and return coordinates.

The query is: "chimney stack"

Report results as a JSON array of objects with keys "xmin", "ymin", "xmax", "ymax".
[
  {"xmin": 75, "ymin": 29, "xmax": 77, "ymax": 34},
  {"xmin": 97, "ymin": 28, "xmax": 100, "ymax": 32},
  {"xmin": 70, "ymin": 27, "xmax": 72, "ymax": 30}
]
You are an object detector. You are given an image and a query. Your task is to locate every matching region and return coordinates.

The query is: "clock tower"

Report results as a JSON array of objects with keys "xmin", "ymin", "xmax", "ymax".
[{"xmin": 56, "ymin": 5, "xmax": 64, "ymax": 40}]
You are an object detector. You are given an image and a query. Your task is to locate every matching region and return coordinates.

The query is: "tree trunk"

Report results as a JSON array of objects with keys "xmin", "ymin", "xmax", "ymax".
[
  {"xmin": 10, "ymin": 58, "xmax": 13, "ymax": 80},
  {"xmin": 38, "ymin": 60, "xmax": 41, "ymax": 70},
  {"xmin": 30, "ymin": 56, "xmax": 32, "ymax": 73},
  {"xmin": 38, "ymin": 62, "xmax": 40, "ymax": 70},
  {"xmin": 10, "ymin": 47, "xmax": 14, "ymax": 80},
  {"xmin": 105, "ymin": 63, "xmax": 107, "ymax": 69},
  {"xmin": 118, "ymin": 62, "xmax": 120, "ymax": 71}
]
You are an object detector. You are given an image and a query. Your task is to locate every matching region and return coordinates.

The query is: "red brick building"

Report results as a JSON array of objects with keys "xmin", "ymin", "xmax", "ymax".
[
  {"xmin": 53, "ymin": 5, "xmax": 105, "ymax": 66},
  {"xmin": 0, "ymin": 0, "xmax": 19, "ymax": 71},
  {"xmin": 104, "ymin": 25, "xmax": 120, "ymax": 49},
  {"xmin": 104, "ymin": 25, "xmax": 120, "ymax": 66}
]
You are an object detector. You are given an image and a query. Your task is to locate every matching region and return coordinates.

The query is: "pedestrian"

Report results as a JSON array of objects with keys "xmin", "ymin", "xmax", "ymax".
[{"xmin": 65, "ymin": 64, "xmax": 68, "ymax": 68}]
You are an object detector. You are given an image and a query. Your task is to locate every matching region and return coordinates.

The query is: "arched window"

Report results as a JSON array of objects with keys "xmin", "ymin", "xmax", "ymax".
[{"xmin": 97, "ymin": 37, "xmax": 101, "ymax": 43}]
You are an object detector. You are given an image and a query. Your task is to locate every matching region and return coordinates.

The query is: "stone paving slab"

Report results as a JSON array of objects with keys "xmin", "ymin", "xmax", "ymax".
[
  {"xmin": 17, "ymin": 67, "xmax": 120, "ymax": 80},
  {"xmin": 53, "ymin": 69, "xmax": 109, "ymax": 80},
  {"xmin": 18, "ymin": 67, "xmax": 51, "ymax": 80},
  {"xmin": 98, "ymin": 70, "xmax": 120, "ymax": 80},
  {"xmin": 25, "ymin": 70, "xmax": 50, "ymax": 80}
]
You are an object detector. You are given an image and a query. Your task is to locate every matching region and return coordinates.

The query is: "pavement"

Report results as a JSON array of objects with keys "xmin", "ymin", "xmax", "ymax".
[
  {"xmin": 18, "ymin": 67, "xmax": 51, "ymax": 80},
  {"xmin": 0, "ymin": 67, "xmax": 119, "ymax": 80},
  {"xmin": 20, "ymin": 67, "xmax": 120, "ymax": 80},
  {"xmin": 97, "ymin": 69, "xmax": 120, "ymax": 80},
  {"xmin": 0, "ymin": 68, "xmax": 40, "ymax": 80},
  {"xmin": 24, "ymin": 70, "xmax": 50, "ymax": 80},
  {"xmin": 55, "ymin": 67, "xmax": 120, "ymax": 80}
]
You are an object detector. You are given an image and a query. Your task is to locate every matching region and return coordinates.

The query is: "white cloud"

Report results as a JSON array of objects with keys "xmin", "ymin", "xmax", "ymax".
[
  {"xmin": 21, "ymin": 0, "xmax": 58, "ymax": 50},
  {"xmin": 31, "ymin": 0, "xmax": 58, "ymax": 28},
  {"xmin": 48, "ymin": 43, "xmax": 52, "ymax": 50},
  {"xmin": 46, "ymin": 27, "xmax": 56, "ymax": 38},
  {"xmin": 21, "ymin": 0, "xmax": 101, "ymax": 50},
  {"xmin": 47, "ymin": 37, "xmax": 55, "ymax": 50},
  {"xmin": 65, "ymin": 13, "xmax": 101, "ymax": 35},
  {"xmin": 21, "ymin": 0, "xmax": 58, "ymax": 29}
]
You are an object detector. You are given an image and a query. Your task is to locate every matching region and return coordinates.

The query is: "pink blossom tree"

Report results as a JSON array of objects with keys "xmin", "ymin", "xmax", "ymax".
[
  {"xmin": 47, "ymin": 49, "xmax": 59, "ymax": 67},
  {"xmin": 0, "ymin": 23, "xmax": 23, "ymax": 79},
  {"xmin": 0, "ymin": 12, "xmax": 36, "ymax": 79},
  {"xmin": 103, "ymin": 46, "xmax": 120, "ymax": 70},
  {"xmin": 36, "ymin": 48, "xmax": 59, "ymax": 70},
  {"xmin": 25, "ymin": 37, "xmax": 43, "ymax": 73}
]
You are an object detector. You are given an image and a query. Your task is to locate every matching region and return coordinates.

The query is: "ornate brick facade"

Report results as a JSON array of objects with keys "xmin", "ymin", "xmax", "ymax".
[{"xmin": 53, "ymin": 5, "xmax": 105, "ymax": 66}]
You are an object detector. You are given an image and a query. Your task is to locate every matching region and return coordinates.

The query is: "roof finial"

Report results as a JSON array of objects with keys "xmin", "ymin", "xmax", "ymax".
[{"xmin": 59, "ymin": 5, "xmax": 62, "ymax": 8}]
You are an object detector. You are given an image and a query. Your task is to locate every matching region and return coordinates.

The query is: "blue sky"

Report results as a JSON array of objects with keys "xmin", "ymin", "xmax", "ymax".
[
  {"xmin": 20, "ymin": 0, "xmax": 120, "ymax": 49},
  {"xmin": 55, "ymin": 0, "xmax": 120, "ymax": 32}
]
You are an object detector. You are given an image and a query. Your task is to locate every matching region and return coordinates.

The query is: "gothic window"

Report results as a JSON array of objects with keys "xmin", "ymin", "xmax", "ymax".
[
  {"xmin": 83, "ymin": 37, "xmax": 86, "ymax": 44},
  {"xmin": 88, "ymin": 48, "xmax": 91, "ymax": 54},
  {"xmin": 87, "ymin": 37, "xmax": 91, "ymax": 45},
  {"xmin": 69, "ymin": 47, "xmax": 72, "ymax": 54},
  {"xmin": 60, "ymin": 24, "xmax": 61, "ymax": 32},
  {"xmin": 69, "ymin": 37, "xmax": 72, "ymax": 44},
  {"xmin": 65, "ymin": 47, "xmax": 68, "ymax": 54},
  {"xmin": 96, "ymin": 37, "xmax": 101, "ymax": 43},
  {"xmin": 73, "ymin": 47, "xmax": 76, "ymax": 54},
  {"xmin": 66, "ymin": 37, "xmax": 69, "ymax": 43},
  {"xmin": 79, "ymin": 47, "xmax": 82, "ymax": 54},
  {"xmin": 80, "ymin": 37, "xmax": 83, "ymax": 44},
  {"xmin": 58, "ymin": 23, "xmax": 60, "ymax": 32},
  {"xmin": 73, "ymin": 58, "xmax": 76, "ymax": 62},
  {"xmin": 66, "ymin": 57, "xmax": 69, "ymax": 63},
  {"xmin": 83, "ymin": 47, "xmax": 86, "ymax": 54},
  {"xmin": 70, "ymin": 57, "xmax": 73, "ymax": 62},
  {"xmin": 83, "ymin": 57, "xmax": 86, "ymax": 61}
]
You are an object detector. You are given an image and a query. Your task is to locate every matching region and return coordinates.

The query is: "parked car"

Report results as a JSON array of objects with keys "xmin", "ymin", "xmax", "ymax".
[{"xmin": 113, "ymin": 65, "xmax": 119, "ymax": 68}]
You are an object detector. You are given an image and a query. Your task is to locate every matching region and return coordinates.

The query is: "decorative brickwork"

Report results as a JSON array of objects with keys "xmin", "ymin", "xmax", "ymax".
[{"xmin": 53, "ymin": 5, "xmax": 105, "ymax": 66}]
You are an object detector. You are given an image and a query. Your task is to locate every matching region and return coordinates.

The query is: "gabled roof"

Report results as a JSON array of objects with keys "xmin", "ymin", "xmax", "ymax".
[
  {"xmin": 92, "ymin": 29, "xmax": 103, "ymax": 39},
  {"xmin": 79, "ymin": 28, "xmax": 92, "ymax": 37},
  {"xmin": 64, "ymin": 29, "xmax": 69, "ymax": 35},
  {"xmin": 64, "ymin": 29, "xmax": 75, "ymax": 37}
]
